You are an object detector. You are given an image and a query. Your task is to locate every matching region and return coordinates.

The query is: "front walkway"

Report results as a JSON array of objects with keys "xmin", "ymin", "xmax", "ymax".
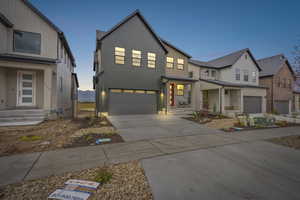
[
  {"xmin": 1, "ymin": 126, "xmax": 300, "ymax": 186},
  {"xmin": 108, "ymin": 114, "xmax": 223, "ymax": 142}
]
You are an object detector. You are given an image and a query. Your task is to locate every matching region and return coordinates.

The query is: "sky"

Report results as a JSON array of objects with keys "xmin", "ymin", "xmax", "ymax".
[{"xmin": 30, "ymin": 0, "xmax": 300, "ymax": 90}]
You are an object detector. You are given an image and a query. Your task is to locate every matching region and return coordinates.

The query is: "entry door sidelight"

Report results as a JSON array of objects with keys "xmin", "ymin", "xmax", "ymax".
[
  {"xmin": 169, "ymin": 83, "xmax": 175, "ymax": 106},
  {"xmin": 17, "ymin": 71, "xmax": 36, "ymax": 106}
]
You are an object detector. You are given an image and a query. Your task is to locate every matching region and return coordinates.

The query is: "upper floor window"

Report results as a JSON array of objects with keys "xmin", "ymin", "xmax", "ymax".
[
  {"xmin": 132, "ymin": 50, "xmax": 141, "ymax": 67},
  {"xmin": 243, "ymin": 70, "xmax": 249, "ymax": 82},
  {"xmin": 252, "ymin": 71, "xmax": 256, "ymax": 83},
  {"xmin": 60, "ymin": 43, "xmax": 63, "ymax": 59},
  {"xmin": 277, "ymin": 77, "xmax": 281, "ymax": 87},
  {"xmin": 235, "ymin": 68, "xmax": 240, "ymax": 81},
  {"xmin": 166, "ymin": 57, "xmax": 174, "ymax": 68},
  {"xmin": 283, "ymin": 78, "xmax": 287, "ymax": 88},
  {"xmin": 177, "ymin": 84, "xmax": 184, "ymax": 96},
  {"xmin": 211, "ymin": 70, "xmax": 216, "ymax": 78},
  {"xmin": 147, "ymin": 53, "xmax": 156, "ymax": 68},
  {"xmin": 288, "ymin": 79, "xmax": 292, "ymax": 89},
  {"xmin": 115, "ymin": 47, "xmax": 125, "ymax": 64},
  {"xmin": 177, "ymin": 58, "xmax": 184, "ymax": 70},
  {"xmin": 64, "ymin": 52, "xmax": 67, "ymax": 64},
  {"xmin": 13, "ymin": 30, "xmax": 41, "ymax": 55}
]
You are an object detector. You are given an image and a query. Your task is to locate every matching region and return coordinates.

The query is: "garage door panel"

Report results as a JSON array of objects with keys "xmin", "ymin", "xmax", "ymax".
[
  {"xmin": 274, "ymin": 100, "xmax": 289, "ymax": 114},
  {"xmin": 109, "ymin": 91, "xmax": 157, "ymax": 115},
  {"xmin": 244, "ymin": 96, "xmax": 262, "ymax": 114}
]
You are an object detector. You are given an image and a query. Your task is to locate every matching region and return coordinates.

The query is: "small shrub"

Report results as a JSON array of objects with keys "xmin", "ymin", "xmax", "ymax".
[
  {"xmin": 272, "ymin": 109, "xmax": 279, "ymax": 115},
  {"xmin": 275, "ymin": 120, "xmax": 288, "ymax": 127},
  {"xmin": 84, "ymin": 134, "xmax": 93, "ymax": 141},
  {"xmin": 20, "ymin": 135, "xmax": 42, "ymax": 142},
  {"xmin": 94, "ymin": 168, "xmax": 113, "ymax": 184}
]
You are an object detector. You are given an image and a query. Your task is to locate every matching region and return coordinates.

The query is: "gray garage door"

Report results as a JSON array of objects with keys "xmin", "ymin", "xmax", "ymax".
[
  {"xmin": 274, "ymin": 100, "xmax": 289, "ymax": 114},
  {"xmin": 108, "ymin": 89, "xmax": 157, "ymax": 115},
  {"xmin": 244, "ymin": 96, "xmax": 262, "ymax": 114}
]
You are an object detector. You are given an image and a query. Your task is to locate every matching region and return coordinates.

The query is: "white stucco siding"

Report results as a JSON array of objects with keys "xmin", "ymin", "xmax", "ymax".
[
  {"xmin": 0, "ymin": 0, "xmax": 58, "ymax": 59},
  {"xmin": 219, "ymin": 52, "xmax": 259, "ymax": 86}
]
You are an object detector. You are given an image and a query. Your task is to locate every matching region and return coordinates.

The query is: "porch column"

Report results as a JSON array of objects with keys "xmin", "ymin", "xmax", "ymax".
[
  {"xmin": 240, "ymin": 89, "xmax": 244, "ymax": 113},
  {"xmin": 296, "ymin": 95, "xmax": 300, "ymax": 112},
  {"xmin": 43, "ymin": 68, "xmax": 52, "ymax": 110},
  {"xmin": 221, "ymin": 88, "xmax": 225, "ymax": 113}
]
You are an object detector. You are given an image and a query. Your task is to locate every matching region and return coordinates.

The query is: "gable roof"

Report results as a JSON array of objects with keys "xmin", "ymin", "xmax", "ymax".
[
  {"xmin": 160, "ymin": 38, "xmax": 191, "ymax": 58},
  {"xmin": 96, "ymin": 9, "xmax": 168, "ymax": 54},
  {"xmin": 21, "ymin": 0, "xmax": 76, "ymax": 66},
  {"xmin": 0, "ymin": 12, "xmax": 13, "ymax": 27},
  {"xmin": 257, "ymin": 54, "xmax": 295, "ymax": 78},
  {"xmin": 206, "ymin": 48, "xmax": 261, "ymax": 71},
  {"xmin": 199, "ymin": 79, "xmax": 267, "ymax": 89},
  {"xmin": 188, "ymin": 59, "xmax": 214, "ymax": 68}
]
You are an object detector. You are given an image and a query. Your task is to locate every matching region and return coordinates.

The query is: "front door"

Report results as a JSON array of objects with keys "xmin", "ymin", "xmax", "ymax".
[
  {"xmin": 169, "ymin": 83, "xmax": 175, "ymax": 106},
  {"xmin": 17, "ymin": 71, "xmax": 36, "ymax": 106}
]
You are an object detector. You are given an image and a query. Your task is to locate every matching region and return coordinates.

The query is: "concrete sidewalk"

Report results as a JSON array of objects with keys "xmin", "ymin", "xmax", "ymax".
[{"xmin": 1, "ymin": 126, "xmax": 300, "ymax": 186}]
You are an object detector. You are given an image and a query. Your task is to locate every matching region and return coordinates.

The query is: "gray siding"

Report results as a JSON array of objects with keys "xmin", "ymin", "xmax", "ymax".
[{"xmin": 100, "ymin": 15, "xmax": 165, "ymax": 90}]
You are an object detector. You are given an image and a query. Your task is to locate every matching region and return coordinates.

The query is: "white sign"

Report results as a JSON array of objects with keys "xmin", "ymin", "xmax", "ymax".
[
  {"xmin": 48, "ymin": 189, "xmax": 90, "ymax": 200},
  {"xmin": 65, "ymin": 179, "xmax": 100, "ymax": 189}
]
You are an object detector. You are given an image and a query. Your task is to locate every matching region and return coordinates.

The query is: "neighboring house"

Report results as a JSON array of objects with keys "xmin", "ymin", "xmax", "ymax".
[
  {"xmin": 257, "ymin": 54, "xmax": 295, "ymax": 114},
  {"xmin": 0, "ymin": 0, "xmax": 78, "ymax": 124},
  {"xmin": 93, "ymin": 10, "xmax": 198, "ymax": 116},
  {"xmin": 189, "ymin": 49, "xmax": 267, "ymax": 116},
  {"xmin": 293, "ymin": 72, "xmax": 300, "ymax": 113}
]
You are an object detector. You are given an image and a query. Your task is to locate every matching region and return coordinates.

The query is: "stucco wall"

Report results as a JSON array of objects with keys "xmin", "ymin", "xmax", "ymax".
[
  {"xmin": 0, "ymin": 0, "xmax": 58, "ymax": 59},
  {"xmin": 220, "ymin": 52, "xmax": 259, "ymax": 85}
]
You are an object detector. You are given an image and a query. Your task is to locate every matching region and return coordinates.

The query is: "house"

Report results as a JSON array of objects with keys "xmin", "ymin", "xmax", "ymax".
[
  {"xmin": 257, "ymin": 54, "xmax": 295, "ymax": 114},
  {"xmin": 93, "ymin": 10, "xmax": 198, "ymax": 116},
  {"xmin": 0, "ymin": 0, "xmax": 78, "ymax": 125},
  {"xmin": 189, "ymin": 48, "xmax": 267, "ymax": 116}
]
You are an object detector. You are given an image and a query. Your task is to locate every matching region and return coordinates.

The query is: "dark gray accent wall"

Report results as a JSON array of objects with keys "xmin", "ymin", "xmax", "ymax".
[{"xmin": 100, "ymin": 15, "xmax": 165, "ymax": 90}]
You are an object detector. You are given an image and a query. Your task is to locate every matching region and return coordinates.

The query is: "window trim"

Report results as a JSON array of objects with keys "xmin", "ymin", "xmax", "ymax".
[
  {"xmin": 166, "ymin": 57, "xmax": 174, "ymax": 68},
  {"xmin": 114, "ymin": 47, "xmax": 125, "ymax": 65},
  {"xmin": 147, "ymin": 52, "xmax": 156, "ymax": 68},
  {"xmin": 13, "ymin": 30, "xmax": 41, "ymax": 55},
  {"xmin": 177, "ymin": 58, "xmax": 184, "ymax": 70},
  {"xmin": 252, "ymin": 71, "xmax": 257, "ymax": 83},
  {"xmin": 132, "ymin": 49, "xmax": 141, "ymax": 67},
  {"xmin": 235, "ymin": 68, "xmax": 241, "ymax": 81},
  {"xmin": 243, "ymin": 69, "xmax": 249, "ymax": 82}
]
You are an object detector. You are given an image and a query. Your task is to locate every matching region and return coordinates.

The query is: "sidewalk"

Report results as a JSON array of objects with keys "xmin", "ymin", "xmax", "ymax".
[{"xmin": 1, "ymin": 126, "xmax": 300, "ymax": 186}]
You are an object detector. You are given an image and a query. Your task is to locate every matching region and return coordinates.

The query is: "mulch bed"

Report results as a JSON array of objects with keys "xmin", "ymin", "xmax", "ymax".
[
  {"xmin": 182, "ymin": 117, "xmax": 212, "ymax": 124},
  {"xmin": 268, "ymin": 135, "xmax": 300, "ymax": 150},
  {"xmin": 222, "ymin": 123, "xmax": 300, "ymax": 132}
]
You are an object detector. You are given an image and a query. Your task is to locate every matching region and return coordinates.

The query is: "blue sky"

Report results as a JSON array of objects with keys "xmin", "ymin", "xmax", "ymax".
[{"xmin": 30, "ymin": 0, "xmax": 300, "ymax": 90}]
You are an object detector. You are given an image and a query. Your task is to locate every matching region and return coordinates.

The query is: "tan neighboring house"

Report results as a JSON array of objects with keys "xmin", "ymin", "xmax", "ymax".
[
  {"xmin": 0, "ymin": 0, "xmax": 78, "ymax": 125},
  {"xmin": 189, "ymin": 48, "xmax": 267, "ymax": 117},
  {"xmin": 257, "ymin": 54, "xmax": 295, "ymax": 114}
]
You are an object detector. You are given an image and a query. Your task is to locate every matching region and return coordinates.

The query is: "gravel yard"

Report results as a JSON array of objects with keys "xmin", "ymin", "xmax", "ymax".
[
  {"xmin": 0, "ymin": 161, "xmax": 152, "ymax": 200},
  {"xmin": 268, "ymin": 135, "xmax": 300, "ymax": 150}
]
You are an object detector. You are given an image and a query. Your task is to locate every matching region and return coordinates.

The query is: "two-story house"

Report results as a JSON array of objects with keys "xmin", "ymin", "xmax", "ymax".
[
  {"xmin": 189, "ymin": 48, "xmax": 267, "ymax": 116},
  {"xmin": 293, "ymin": 72, "xmax": 300, "ymax": 113},
  {"xmin": 0, "ymin": 0, "xmax": 78, "ymax": 125},
  {"xmin": 258, "ymin": 54, "xmax": 295, "ymax": 114},
  {"xmin": 94, "ymin": 10, "xmax": 198, "ymax": 116}
]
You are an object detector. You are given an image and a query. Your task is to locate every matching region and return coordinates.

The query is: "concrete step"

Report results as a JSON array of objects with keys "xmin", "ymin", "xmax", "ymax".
[
  {"xmin": 0, "ymin": 116, "xmax": 45, "ymax": 123},
  {"xmin": 0, "ymin": 109, "xmax": 45, "ymax": 117}
]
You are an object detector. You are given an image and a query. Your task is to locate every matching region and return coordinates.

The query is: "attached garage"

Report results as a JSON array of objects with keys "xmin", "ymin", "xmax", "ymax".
[
  {"xmin": 108, "ymin": 89, "xmax": 158, "ymax": 115},
  {"xmin": 274, "ymin": 100, "xmax": 289, "ymax": 114},
  {"xmin": 243, "ymin": 96, "xmax": 262, "ymax": 114}
]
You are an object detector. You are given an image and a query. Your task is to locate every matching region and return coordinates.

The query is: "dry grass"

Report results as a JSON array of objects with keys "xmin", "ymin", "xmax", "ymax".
[
  {"xmin": 205, "ymin": 118, "xmax": 238, "ymax": 129},
  {"xmin": 268, "ymin": 135, "xmax": 300, "ymax": 150},
  {"xmin": 78, "ymin": 102, "xmax": 95, "ymax": 111}
]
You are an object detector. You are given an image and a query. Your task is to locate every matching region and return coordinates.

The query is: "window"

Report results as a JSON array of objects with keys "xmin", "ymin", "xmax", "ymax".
[
  {"xmin": 110, "ymin": 89, "xmax": 122, "ymax": 93},
  {"xmin": 64, "ymin": 52, "xmax": 67, "ymax": 64},
  {"xmin": 277, "ymin": 77, "xmax": 281, "ymax": 87},
  {"xmin": 235, "ymin": 68, "xmax": 240, "ymax": 80},
  {"xmin": 135, "ymin": 90, "xmax": 145, "ymax": 94},
  {"xmin": 132, "ymin": 50, "xmax": 141, "ymax": 67},
  {"xmin": 245, "ymin": 54, "xmax": 248, "ymax": 59},
  {"xmin": 60, "ymin": 76, "xmax": 63, "ymax": 92},
  {"xmin": 288, "ymin": 79, "xmax": 292, "ymax": 89},
  {"xmin": 13, "ymin": 30, "xmax": 41, "ymax": 54},
  {"xmin": 166, "ymin": 57, "xmax": 174, "ymax": 68},
  {"xmin": 177, "ymin": 58, "xmax": 184, "ymax": 70},
  {"xmin": 283, "ymin": 78, "xmax": 286, "ymax": 88},
  {"xmin": 115, "ymin": 47, "xmax": 125, "ymax": 64},
  {"xmin": 123, "ymin": 90, "xmax": 134, "ymax": 93},
  {"xmin": 243, "ymin": 70, "xmax": 249, "ymax": 81},
  {"xmin": 252, "ymin": 71, "xmax": 256, "ymax": 83},
  {"xmin": 61, "ymin": 43, "xmax": 63, "ymax": 59},
  {"xmin": 177, "ymin": 84, "xmax": 184, "ymax": 96},
  {"xmin": 189, "ymin": 71, "xmax": 193, "ymax": 78},
  {"xmin": 211, "ymin": 70, "xmax": 216, "ymax": 78},
  {"xmin": 204, "ymin": 69, "xmax": 209, "ymax": 77},
  {"xmin": 146, "ymin": 91, "xmax": 156, "ymax": 94},
  {"xmin": 147, "ymin": 52, "xmax": 156, "ymax": 68}
]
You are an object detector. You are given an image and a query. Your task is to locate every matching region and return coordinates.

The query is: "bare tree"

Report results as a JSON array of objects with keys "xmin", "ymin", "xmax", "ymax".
[{"xmin": 293, "ymin": 37, "xmax": 300, "ymax": 73}]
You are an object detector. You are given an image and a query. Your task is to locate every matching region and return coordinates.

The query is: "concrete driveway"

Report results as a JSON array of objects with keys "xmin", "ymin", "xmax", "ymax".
[
  {"xmin": 142, "ymin": 141, "xmax": 300, "ymax": 200},
  {"xmin": 108, "ymin": 114, "xmax": 222, "ymax": 142}
]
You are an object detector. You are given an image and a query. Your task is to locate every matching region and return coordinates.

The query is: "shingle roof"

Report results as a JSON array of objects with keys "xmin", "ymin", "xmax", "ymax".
[
  {"xmin": 199, "ymin": 79, "xmax": 268, "ymax": 89},
  {"xmin": 160, "ymin": 39, "xmax": 191, "ymax": 58},
  {"xmin": 0, "ymin": 12, "xmax": 13, "ymax": 27},
  {"xmin": 96, "ymin": 10, "xmax": 168, "ymax": 54},
  {"xmin": 257, "ymin": 54, "xmax": 294, "ymax": 77},
  {"xmin": 188, "ymin": 59, "xmax": 213, "ymax": 68}
]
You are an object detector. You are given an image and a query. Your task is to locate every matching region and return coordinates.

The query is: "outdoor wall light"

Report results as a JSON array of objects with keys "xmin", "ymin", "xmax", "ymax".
[{"xmin": 101, "ymin": 90, "xmax": 106, "ymax": 96}]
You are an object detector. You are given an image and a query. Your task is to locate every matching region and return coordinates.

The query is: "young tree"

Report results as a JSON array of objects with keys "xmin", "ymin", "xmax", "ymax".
[{"xmin": 293, "ymin": 37, "xmax": 300, "ymax": 73}]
